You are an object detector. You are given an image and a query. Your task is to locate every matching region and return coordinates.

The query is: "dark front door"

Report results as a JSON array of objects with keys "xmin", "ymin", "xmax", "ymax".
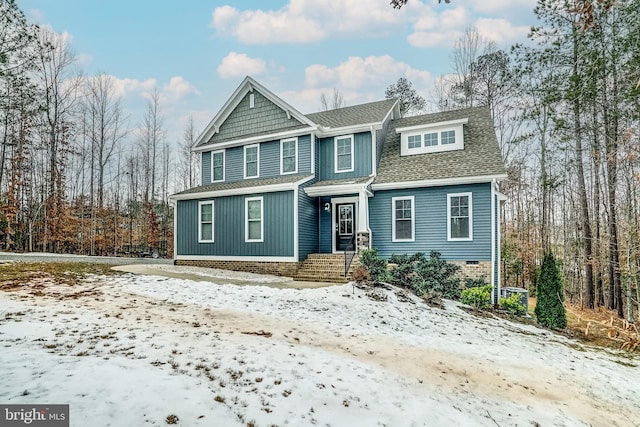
[{"xmin": 335, "ymin": 203, "xmax": 355, "ymax": 252}]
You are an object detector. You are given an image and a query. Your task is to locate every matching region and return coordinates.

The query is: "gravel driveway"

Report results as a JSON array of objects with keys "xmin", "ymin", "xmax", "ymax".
[{"xmin": 0, "ymin": 251, "xmax": 174, "ymax": 266}]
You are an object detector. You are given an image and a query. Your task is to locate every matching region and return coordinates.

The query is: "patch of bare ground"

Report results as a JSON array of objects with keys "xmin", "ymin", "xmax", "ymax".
[{"xmin": 2, "ymin": 265, "xmax": 639, "ymax": 426}]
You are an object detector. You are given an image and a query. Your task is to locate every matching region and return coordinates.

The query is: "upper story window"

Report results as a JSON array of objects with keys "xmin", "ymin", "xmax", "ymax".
[
  {"xmin": 198, "ymin": 201, "xmax": 214, "ymax": 243},
  {"xmin": 448, "ymin": 192, "xmax": 472, "ymax": 241},
  {"xmin": 397, "ymin": 118, "xmax": 468, "ymax": 156},
  {"xmin": 244, "ymin": 144, "xmax": 259, "ymax": 179},
  {"xmin": 280, "ymin": 138, "xmax": 297, "ymax": 174},
  {"xmin": 211, "ymin": 150, "xmax": 225, "ymax": 182},
  {"xmin": 335, "ymin": 135, "xmax": 354, "ymax": 173}
]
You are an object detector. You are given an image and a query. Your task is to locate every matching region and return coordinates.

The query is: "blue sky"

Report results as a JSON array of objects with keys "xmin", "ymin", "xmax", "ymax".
[{"xmin": 17, "ymin": 0, "xmax": 537, "ymax": 145}]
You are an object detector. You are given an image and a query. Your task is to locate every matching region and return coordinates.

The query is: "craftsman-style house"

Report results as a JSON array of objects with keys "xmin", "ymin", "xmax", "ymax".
[{"xmin": 170, "ymin": 77, "xmax": 506, "ymax": 301}]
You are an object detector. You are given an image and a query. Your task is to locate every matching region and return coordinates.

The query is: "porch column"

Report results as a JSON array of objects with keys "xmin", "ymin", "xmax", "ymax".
[{"xmin": 357, "ymin": 188, "xmax": 370, "ymax": 250}]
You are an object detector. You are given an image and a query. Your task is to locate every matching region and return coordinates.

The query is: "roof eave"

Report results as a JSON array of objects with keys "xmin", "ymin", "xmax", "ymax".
[
  {"xmin": 371, "ymin": 174, "xmax": 508, "ymax": 191},
  {"xmin": 170, "ymin": 175, "xmax": 314, "ymax": 201},
  {"xmin": 194, "ymin": 126, "xmax": 317, "ymax": 152}
]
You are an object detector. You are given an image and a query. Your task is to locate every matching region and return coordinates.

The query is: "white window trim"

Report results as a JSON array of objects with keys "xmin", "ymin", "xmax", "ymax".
[
  {"xmin": 447, "ymin": 192, "xmax": 473, "ymax": 241},
  {"xmin": 280, "ymin": 137, "xmax": 298, "ymax": 175},
  {"xmin": 245, "ymin": 196, "xmax": 264, "ymax": 243},
  {"xmin": 334, "ymin": 134, "xmax": 354, "ymax": 173},
  {"xmin": 243, "ymin": 144, "xmax": 260, "ymax": 179},
  {"xmin": 391, "ymin": 196, "xmax": 415, "ymax": 242},
  {"xmin": 398, "ymin": 119, "xmax": 468, "ymax": 156},
  {"xmin": 198, "ymin": 200, "xmax": 214, "ymax": 243},
  {"xmin": 211, "ymin": 149, "xmax": 225, "ymax": 183}
]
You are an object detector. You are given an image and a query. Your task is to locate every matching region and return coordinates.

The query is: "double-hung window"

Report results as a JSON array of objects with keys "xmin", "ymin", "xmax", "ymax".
[
  {"xmin": 198, "ymin": 201, "xmax": 214, "ymax": 243},
  {"xmin": 448, "ymin": 193, "xmax": 472, "ymax": 241},
  {"xmin": 335, "ymin": 135, "xmax": 354, "ymax": 173},
  {"xmin": 244, "ymin": 144, "xmax": 259, "ymax": 178},
  {"xmin": 280, "ymin": 138, "xmax": 297, "ymax": 174},
  {"xmin": 392, "ymin": 196, "xmax": 415, "ymax": 242},
  {"xmin": 211, "ymin": 150, "xmax": 224, "ymax": 182},
  {"xmin": 245, "ymin": 197, "xmax": 263, "ymax": 242}
]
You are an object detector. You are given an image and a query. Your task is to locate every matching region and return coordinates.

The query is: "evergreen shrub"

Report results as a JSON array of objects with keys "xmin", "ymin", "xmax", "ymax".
[{"xmin": 534, "ymin": 252, "xmax": 567, "ymax": 329}]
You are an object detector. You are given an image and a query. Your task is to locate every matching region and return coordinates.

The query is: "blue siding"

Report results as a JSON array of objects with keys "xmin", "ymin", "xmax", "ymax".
[
  {"xmin": 319, "ymin": 196, "xmax": 332, "ymax": 253},
  {"xmin": 297, "ymin": 179, "xmax": 319, "ymax": 260},
  {"xmin": 201, "ymin": 151, "xmax": 211, "ymax": 185},
  {"xmin": 369, "ymin": 183, "xmax": 492, "ymax": 260},
  {"xmin": 318, "ymin": 132, "xmax": 372, "ymax": 180},
  {"xmin": 176, "ymin": 191, "xmax": 294, "ymax": 257},
  {"xmin": 205, "ymin": 134, "xmax": 312, "ymax": 184},
  {"xmin": 298, "ymin": 134, "xmax": 312, "ymax": 174}
]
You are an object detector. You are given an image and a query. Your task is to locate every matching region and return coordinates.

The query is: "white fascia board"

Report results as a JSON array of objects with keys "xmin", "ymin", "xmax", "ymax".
[
  {"xmin": 175, "ymin": 255, "xmax": 297, "ymax": 262},
  {"xmin": 395, "ymin": 118, "xmax": 469, "ymax": 134},
  {"xmin": 194, "ymin": 127, "xmax": 316, "ymax": 153},
  {"xmin": 194, "ymin": 76, "xmax": 318, "ymax": 149},
  {"xmin": 316, "ymin": 122, "xmax": 383, "ymax": 138},
  {"xmin": 382, "ymin": 99, "xmax": 400, "ymax": 122},
  {"xmin": 169, "ymin": 175, "xmax": 314, "ymax": 202},
  {"xmin": 171, "ymin": 182, "xmax": 295, "ymax": 201},
  {"xmin": 371, "ymin": 174, "xmax": 508, "ymax": 191},
  {"xmin": 304, "ymin": 178, "xmax": 373, "ymax": 197}
]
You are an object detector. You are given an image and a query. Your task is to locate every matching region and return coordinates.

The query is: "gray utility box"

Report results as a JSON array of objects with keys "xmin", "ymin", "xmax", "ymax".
[{"xmin": 500, "ymin": 287, "xmax": 529, "ymax": 313}]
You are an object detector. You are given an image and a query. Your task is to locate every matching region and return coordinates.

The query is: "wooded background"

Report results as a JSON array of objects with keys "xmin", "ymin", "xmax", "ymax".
[{"xmin": 1, "ymin": 0, "xmax": 638, "ymax": 320}]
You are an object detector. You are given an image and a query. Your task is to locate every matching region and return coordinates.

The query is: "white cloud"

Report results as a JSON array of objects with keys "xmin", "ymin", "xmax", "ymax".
[
  {"xmin": 210, "ymin": 0, "xmax": 408, "ymax": 44},
  {"xmin": 160, "ymin": 76, "xmax": 200, "ymax": 104},
  {"xmin": 305, "ymin": 55, "xmax": 431, "ymax": 91},
  {"xmin": 474, "ymin": 18, "xmax": 531, "ymax": 45},
  {"xmin": 111, "ymin": 77, "xmax": 158, "ymax": 99},
  {"xmin": 217, "ymin": 52, "xmax": 268, "ymax": 79},
  {"xmin": 467, "ymin": 0, "xmax": 537, "ymax": 15}
]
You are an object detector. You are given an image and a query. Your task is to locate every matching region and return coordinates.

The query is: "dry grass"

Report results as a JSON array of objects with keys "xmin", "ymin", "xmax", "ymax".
[
  {"xmin": 530, "ymin": 297, "xmax": 639, "ymax": 352},
  {"xmin": 0, "ymin": 261, "xmax": 118, "ymax": 289}
]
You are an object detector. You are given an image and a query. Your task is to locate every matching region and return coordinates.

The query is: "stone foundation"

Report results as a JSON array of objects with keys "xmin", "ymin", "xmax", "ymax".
[
  {"xmin": 450, "ymin": 260, "xmax": 492, "ymax": 284},
  {"xmin": 175, "ymin": 259, "xmax": 300, "ymax": 278}
]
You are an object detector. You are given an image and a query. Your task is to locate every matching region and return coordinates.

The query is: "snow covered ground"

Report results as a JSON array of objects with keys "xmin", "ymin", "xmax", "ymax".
[{"xmin": 1, "ymin": 264, "xmax": 639, "ymax": 427}]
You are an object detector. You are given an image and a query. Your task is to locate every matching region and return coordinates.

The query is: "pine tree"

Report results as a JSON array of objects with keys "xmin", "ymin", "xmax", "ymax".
[{"xmin": 535, "ymin": 252, "xmax": 567, "ymax": 329}]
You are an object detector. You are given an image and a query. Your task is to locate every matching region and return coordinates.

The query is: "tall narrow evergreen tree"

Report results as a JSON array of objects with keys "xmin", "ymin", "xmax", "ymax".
[{"xmin": 535, "ymin": 252, "xmax": 567, "ymax": 329}]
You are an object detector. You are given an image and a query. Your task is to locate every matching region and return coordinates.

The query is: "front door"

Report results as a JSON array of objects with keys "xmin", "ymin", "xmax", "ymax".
[{"xmin": 335, "ymin": 203, "xmax": 355, "ymax": 252}]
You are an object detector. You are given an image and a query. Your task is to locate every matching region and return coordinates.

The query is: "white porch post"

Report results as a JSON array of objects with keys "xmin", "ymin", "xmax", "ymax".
[{"xmin": 357, "ymin": 188, "xmax": 370, "ymax": 250}]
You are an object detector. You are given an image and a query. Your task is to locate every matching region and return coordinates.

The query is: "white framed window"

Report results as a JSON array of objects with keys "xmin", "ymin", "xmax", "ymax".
[
  {"xmin": 249, "ymin": 93, "xmax": 255, "ymax": 108},
  {"xmin": 245, "ymin": 196, "xmax": 263, "ymax": 242},
  {"xmin": 211, "ymin": 150, "xmax": 225, "ymax": 182},
  {"xmin": 441, "ymin": 130, "xmax": 456, "ymax": 145},
  {"xmin": 407, "ymin": 134, "xmax": 421, "ymax": 149},
  {"xmin": 448, "ymin": 192, "xmax": 472, "ymax": 241},
  {"xmin": 280, "ymin": 138, "xmax": 298, "ymax": 174},
  {"xmin": 392, "ymin": 196, "xmax": 415, "ymax": 242},
  {"xmin": 334, "ymin": 135, "xmax": 354, "ymax": 173},
  {"xmin": 397, "ymin": 118, "xmax": 468, "ymax": 156},
  {"xmin": 244, "ymin": 144, "xmax": 259, "ymax": 179},
  {"xmin": 424, "ymin": 132, "xmax": 438, "ymax": 147},
  {"xmin": 198, "ymin": 201, "xmax": 214, "ymax": 243}
]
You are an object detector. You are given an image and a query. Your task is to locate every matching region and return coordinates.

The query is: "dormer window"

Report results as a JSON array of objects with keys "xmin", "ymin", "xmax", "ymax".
[{"xmin": 397, "ymin": 118, "xmax": 468, "ymax": 156}]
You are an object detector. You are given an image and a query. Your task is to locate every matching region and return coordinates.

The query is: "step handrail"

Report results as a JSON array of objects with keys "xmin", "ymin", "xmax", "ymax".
[{"xmin": 344, "ymin": 233, "xmax": 357, "ymax": 277}]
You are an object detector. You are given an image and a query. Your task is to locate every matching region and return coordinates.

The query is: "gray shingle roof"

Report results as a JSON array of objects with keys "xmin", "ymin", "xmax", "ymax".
[
  {"xmin": 374, "ymin": 106, "xmax": 506, "ymax": 185},
  {"xmin": 307, "ymin": 176, "xmax": 372, "ymax": 189},
  {"xmin": 172, "ymin": 174, "xmax": 313, "ymax": 197},
  {"xmin": 306, "ymin": 99, "xmax": 397, "ymax": 129}
]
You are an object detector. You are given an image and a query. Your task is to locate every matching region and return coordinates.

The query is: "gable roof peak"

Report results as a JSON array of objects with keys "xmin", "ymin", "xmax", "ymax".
[{"xmin": 195, "ymin": 76, "xmax": 316, "ymax": 148}]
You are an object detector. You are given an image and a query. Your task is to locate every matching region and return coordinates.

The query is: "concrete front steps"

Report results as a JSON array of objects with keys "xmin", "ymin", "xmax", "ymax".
[{"xmin": 294, "ymin": 253, "xmax": 360, "ymax": 283}]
